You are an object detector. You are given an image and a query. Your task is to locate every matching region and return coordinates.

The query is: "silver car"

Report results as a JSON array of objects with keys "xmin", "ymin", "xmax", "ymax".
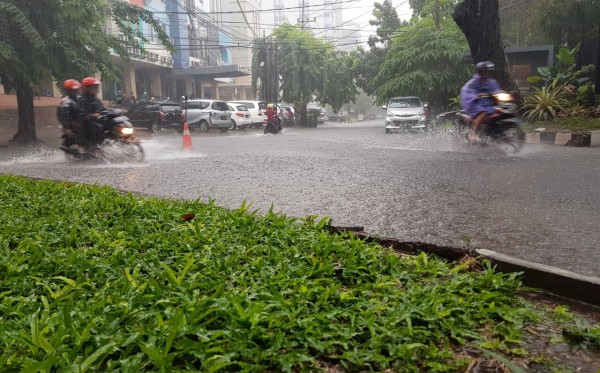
[
  {"xmin": 183, "ymin": 100, "xmax": 231, "ymax": 132},
  {"xmin": 383, "ymin": 96, "xmax": 428, "ymax": 133}
]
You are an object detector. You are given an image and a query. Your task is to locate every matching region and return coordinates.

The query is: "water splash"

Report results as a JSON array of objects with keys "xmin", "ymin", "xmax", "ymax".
[
  {"xmin": 0, "ymin": 147, "xmax": 66, "ymax": 166},
  {"xmin": 142, "ymin": 137, "xmax": 206, "ymax": 161}
]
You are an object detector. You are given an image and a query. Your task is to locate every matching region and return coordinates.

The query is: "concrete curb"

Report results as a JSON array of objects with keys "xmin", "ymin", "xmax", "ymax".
[
  {"xmin": 329, "ymin": 225, "xmax": 600, "ymax": 307},
  {"xmin": 526, "ymin": 130, "xmax": 595, "ymax": 147}
]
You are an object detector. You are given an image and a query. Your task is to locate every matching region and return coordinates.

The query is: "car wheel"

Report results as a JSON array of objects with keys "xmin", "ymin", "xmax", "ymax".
[
  {"xmin": 254, "ymin": 122, "xmax": 263, "ymax": 128},
  {"xmin": 199, "ymin": 120, "xmax": 209, "ymax": 132},
  {"xmin": 220, "ymin": 128, "xmax": 228, "ymax": 133},
  {"xmin": 385, "ymin": 128, "xmax": 391, "ymax": 134},
  {"xmin": 149, "ymin": 122, "xmax": 160, "ymax": 133},
  {"xmin": 229, "ymin": 120, "xmax": 237, "ymax": 130}
]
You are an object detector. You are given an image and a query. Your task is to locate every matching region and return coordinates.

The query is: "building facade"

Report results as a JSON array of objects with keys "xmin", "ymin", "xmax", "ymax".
[{"xmin": 101, "ymin": 0, "xmax": 252, "ymax": 101}]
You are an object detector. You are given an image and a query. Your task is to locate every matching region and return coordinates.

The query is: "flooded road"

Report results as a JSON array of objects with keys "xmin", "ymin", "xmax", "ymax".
[{"xmin": 1, "ymin": 121, "xmax": 599, "ymax": 277}]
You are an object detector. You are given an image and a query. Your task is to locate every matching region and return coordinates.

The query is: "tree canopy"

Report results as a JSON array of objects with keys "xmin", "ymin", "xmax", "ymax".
[
  {"xmin": 354, "ymin": 0, "xmax": 404, "ymax": 96},
  {"xmin": 368, "ymin": 0, "xmax": 403, "ymax": 47},
  {"xmin": 370, "ymin": 17, "xmax": 471, "ymax": 109},
  {"xmin": 251, "ymin": 24, "xmax": 357, "ymax": 125},
  {"xmin": 0, "ymin": 0, "xmax": 172, "ymax": 143}
]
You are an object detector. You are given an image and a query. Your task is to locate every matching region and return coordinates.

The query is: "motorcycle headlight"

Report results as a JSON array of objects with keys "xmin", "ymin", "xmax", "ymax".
[
  {"xmin": 495, "ymin": 92, "xmax": 512, "ymax": 102},
  {"xmin": 121, "ymin": 127, "xmax": 134, "ymax": 135}
]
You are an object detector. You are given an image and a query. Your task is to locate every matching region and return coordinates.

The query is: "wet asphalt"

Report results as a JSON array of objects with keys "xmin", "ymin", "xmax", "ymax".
[{"xmin": 1, "ymin": 121, "xmax": 599, "ymax": 278}]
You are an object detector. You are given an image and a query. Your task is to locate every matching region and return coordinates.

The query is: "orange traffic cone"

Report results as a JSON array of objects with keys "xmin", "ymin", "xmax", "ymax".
[{"xmin": 182, "ymin": 122, "xmax": 192, "ymax": 150}]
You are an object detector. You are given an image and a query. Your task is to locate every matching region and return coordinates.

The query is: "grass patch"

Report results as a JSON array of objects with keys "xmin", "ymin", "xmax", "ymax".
[
  {"xmin": 522, "ymin": 117, "xmax": 600, "ymax": 132},
  {"xmin": 0, "ymin": 175, "xmax": 597, "ymax": 372}
]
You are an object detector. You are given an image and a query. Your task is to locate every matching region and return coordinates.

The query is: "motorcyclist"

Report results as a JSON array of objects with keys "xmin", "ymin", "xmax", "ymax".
[
  {"xmin": 79, "ymin": 77, "xmax": 106, "ymax": 148},
  {"xmin": 460, "ymin": 61, "xmax": 501, "ymax": 142},
  {"xmin": 266, "ymin": 103, "xmax": 277, "ymax": 124},
  {"xmin": 57, "ymin": 79, "xmax": 84, "ymax": 152}
]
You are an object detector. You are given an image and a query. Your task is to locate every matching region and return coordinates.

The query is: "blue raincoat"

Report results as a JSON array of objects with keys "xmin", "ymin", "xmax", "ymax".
[{"xmin": 460, "ymin": 74, "xmax": 501, "ymax": 117}]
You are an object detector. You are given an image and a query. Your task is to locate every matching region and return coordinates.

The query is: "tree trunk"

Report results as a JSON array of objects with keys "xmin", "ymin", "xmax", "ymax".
[
  {"xmin": 453, "ymin": 0, "xmax": 517, "ymax": 92},
  {"xmin": 297, "ymin": 103, "xmax": 308, "ymax": 127},
  {"xmin": 11, "ymin": 78, "xmax": 38, "ymax": 144}
]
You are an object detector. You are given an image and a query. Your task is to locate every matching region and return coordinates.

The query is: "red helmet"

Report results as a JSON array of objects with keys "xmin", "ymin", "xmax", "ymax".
[
  {"xmin": 63, "ymin": 79, "xmax": 81, "ymax": 90},
  {"xmin": 81, "ymin": 77, "xmax": 101, "ymax": 87}
]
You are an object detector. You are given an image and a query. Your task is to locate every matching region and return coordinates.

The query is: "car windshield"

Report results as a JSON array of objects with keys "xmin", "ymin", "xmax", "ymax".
[
  {"xmin": 388, "ymin": 98, "xmax": 421, "ymax": 108},
  {"xmin": 212, "ymin": 101, "xmax": 229, "ymax": 111},
  {"xmin": 160, "ymin": 104, "xmax": 181, "ymax": 112},
  {"xmin": 234, "ymin": 102, "xmax": 254, "ymax": 109},
  {"xmin": 236, "ymin": 105, "xmax": 248, "ymax": 111}
]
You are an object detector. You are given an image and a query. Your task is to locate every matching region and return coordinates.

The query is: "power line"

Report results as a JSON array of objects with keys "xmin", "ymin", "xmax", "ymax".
[
  {"xmin": 138, "ymin": 0, "xmax": 360, "ymax": 15},
  {"xmin": 138, "ymin": 37, "xmax": 392, "ymax": 52},
  {"xmin": 312, "ymin": 0, "xmax": 409, "ymax": 41}
]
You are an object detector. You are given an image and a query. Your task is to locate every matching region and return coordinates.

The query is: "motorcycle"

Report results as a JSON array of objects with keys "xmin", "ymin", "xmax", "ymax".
[
  {"xmin": 281, "ymin": 110, "xmax": 295, "ymax": 127},
  {"xmin": 109, "ymin": 96, "xmax": 137, "ymax": 108},
  {"xmin": 455, "ymin": 91, "xmax": 525, "ymax": 152},
  {"xmin": 60, "ymin": 108, "xmax": 144, "ymax": 162},
  {"xmin": 263, "ymin": 116, "xmax": 283, "ymax": 134}
]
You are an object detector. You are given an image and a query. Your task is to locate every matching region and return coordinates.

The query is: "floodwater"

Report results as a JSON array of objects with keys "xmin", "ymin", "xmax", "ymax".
[{"xmin": 1, "ymin": 121, "xmax": 599, "ymax": 279}]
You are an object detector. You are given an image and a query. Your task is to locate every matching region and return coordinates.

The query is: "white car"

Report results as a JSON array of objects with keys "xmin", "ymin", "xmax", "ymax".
[
  {"xmin": 227, "ymin": 104, "xmax": 252, "ymax": 130},
  {"xmin": 183, "ymin": 100, "xmax": 231, "ymax": 132},
  {"xmin": 228, "ymin": 100, "xmax": 267, "ymax": 128},
  {"xmin": 383, "ymin": 96, "xmax": 428, "ymax": 134}
]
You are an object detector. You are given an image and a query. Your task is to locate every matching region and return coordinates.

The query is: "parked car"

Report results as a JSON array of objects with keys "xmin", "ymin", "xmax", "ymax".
[
  {"xmin": 327, "ymin": 112, "xmax": 344, "ymax": 122},
  {"xmin": 127, "ymin": 101, "xmax": 183, "ymax": 132},
  {"xmin": 317, "ymin": 108, "xmax": 327, "ymax": 123},
  {"xmin": 307, "ymin": 107, "xmax": 327, "ymax": 125},
  {"xmin": 383, "ymin": 96, "xmax": 428, "ymax": 134},
  {"xmin": 227, "ymin": 104, "xmax": 252, "ymax": 130},
  {"xmin": 228, "ymin": 100, "xmax": 267, "ymax": 127},
  {"xmin": 281, "ymin": 105, "xmax": 295, "ymax": 116},
  {"xmin": 183, "ymin": 99, "xmax": 231, "ymax": 132}
]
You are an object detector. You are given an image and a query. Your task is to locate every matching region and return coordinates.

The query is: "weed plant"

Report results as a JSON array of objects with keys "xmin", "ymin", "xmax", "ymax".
[{"xmin": 0, "ymin": 175, "xmax": 558, "ymax": 372}]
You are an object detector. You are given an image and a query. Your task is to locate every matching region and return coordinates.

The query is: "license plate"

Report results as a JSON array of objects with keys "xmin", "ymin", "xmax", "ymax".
[
  {"xmin": 245, "ymin": 114, "xmax": 250, "ymax": 118},
  {"xmin": 220, "ymin": 116, "xmax": 227, "ymax": 120}
]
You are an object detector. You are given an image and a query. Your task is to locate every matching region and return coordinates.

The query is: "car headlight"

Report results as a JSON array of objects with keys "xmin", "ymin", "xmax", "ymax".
[{"xmin": 121, "ymin": 127, "xmax": 134, "ymax": 135}]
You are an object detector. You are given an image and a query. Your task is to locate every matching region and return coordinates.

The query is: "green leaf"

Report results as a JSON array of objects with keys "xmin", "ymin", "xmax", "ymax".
[
  {"xmin": 64, "ymin": 342, "xmax": 117, "ymax": 373},
  {"xmin": 475, "ymin": 347, "xmax": 527, "ymax": 373}
]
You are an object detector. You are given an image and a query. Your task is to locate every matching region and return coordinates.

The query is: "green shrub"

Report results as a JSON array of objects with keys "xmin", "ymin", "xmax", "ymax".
[
  {"xmin": 448, "ymin": 95, "xmax": 462, "ymax": 111},
  {"xmin": 522, "ymin": 84, "xmax": 570, "ymax": 121}
]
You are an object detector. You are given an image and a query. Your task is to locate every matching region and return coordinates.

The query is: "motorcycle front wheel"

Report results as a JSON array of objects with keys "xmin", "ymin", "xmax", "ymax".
[
  {"xmin": 498, "ymin": 125, "xmax": 525, "ymax": 153},
  {"xmin": 105, "ymin": 138, "xmax": 145, "ymax": 162},
  {"xmin": 125, "ymin": 142, "xmax": 145, "ymax": 162}
]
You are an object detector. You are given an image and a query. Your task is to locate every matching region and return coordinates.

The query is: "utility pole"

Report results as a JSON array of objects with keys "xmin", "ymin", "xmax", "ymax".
[
  {"xmin": 274, "ymin": 40, "xmax": 278, "ymax": 111},
  {"xmin": 301, "ymin": 0, "xmax": 305, "ymax": 29},
  {"xmin": 297, "ymin": 0, "xmax": 315, "ymax": 30}
]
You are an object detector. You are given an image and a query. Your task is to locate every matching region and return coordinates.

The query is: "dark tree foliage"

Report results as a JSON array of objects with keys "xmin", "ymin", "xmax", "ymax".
[{"xmin": 368, "ymin": 0, "xmax": 402, "ymax": 47}]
